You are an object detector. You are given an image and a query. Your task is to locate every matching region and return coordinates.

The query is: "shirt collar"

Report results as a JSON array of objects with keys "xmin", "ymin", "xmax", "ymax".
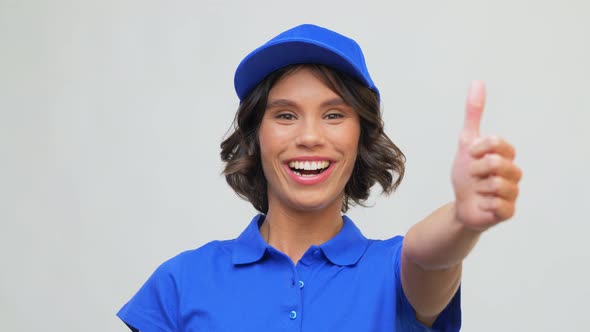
[
  {"xmin": 320, "ymin": 215, "xmax": 369, "ymax": 266},
  {"xmin": 232, "ymin": 214, "xmax": 268, "ymax": 265},
  {"xmin": 232, "ymin": 214, "xmax": 369, "ymax": 266}
]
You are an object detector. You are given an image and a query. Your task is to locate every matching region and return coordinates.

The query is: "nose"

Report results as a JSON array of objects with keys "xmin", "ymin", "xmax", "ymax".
[{"xmin": 294, "ymin": 117, "xmax": 325, "ymax": 149}]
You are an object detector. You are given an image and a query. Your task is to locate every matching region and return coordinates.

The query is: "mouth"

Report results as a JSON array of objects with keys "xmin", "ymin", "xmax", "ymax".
[
  {"xmin": 287, "ymin": 160, "xmax": 331, "ymax": 177},
  {"xmin": 284, "ymin": 159, "xmax": 335, "ymax": 185}
]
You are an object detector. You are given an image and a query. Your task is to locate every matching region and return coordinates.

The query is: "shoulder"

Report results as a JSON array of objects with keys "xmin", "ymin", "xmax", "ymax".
[
  {"xmin": 365, "ymin": 235, "xmax": 404, "ymax": 256},
  {"xmin": 356, "ymin": 235, "xmax": 406, "ymax": 276},
  {"xmin": 117, "ymin": 241, "xmax": 235, "ymax": 329},
  {"xmin": 160, "ymin": 239, "xmax": 235, "ymax": 269},
  {"xmin": 346, "ymin": 235, "xmax": 404, "ymax": 273}
]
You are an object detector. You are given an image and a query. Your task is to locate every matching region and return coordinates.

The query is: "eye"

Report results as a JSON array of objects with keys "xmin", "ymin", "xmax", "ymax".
[
  {"xmin": 325, "ymin": 113, "xmax": 344, "ymax": 120},
  {"xmin": 276, "ymin": 113, "xmax": 296, "ymax": 120}
]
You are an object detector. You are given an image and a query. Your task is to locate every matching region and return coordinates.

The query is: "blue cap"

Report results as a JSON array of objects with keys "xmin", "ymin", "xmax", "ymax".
[{"xmin": 234, "ymin": 24, "xmax": 379, "ymax": 101}]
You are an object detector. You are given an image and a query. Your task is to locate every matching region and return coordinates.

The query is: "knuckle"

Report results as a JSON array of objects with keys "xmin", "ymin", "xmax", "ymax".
[
  {"xmin": 468, "ymin": 162, "xmax": 479, "ymax": 175},
  {"xmin": 510, "ymin": 145, "xmax": 517, "ymax": 159},
  {"xmin": 495, "ymin": 201, "xmax": 514, "ymax": 220},
  {"xmin": 488, "ymin": 135, "xmax": 502, "ymax": 147},
  {"xmin": 488, "ymin": 135, "xmax": 517, "ymax": 159},
  {"xmin": 486, "ymin": 154, "xmax": 501, "ymax": 170},
  {"xmin": 493, "ymin": 197, "xmax": 503, "ymax": 209},
  {"xmin": 514, "ymin": 165, "xmax": 523, "ymax": 181},
  {"xmin": 513, "ymin": 185, "xmax": 520, "ymax": 199},
  {"xmin": 505, "ymin": 205, "xmax": 516, "ymax": 219},
  {"xmin": 489, "ymin": 176, "xmax": 502, "ymax": 191},
  {"xmin": 487, "ymin": 197, "xmax": 500, "ymax": 209}
]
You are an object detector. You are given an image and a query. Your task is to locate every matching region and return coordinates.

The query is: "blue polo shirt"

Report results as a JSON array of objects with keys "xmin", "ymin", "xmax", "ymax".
[{"xmin": 117, "ymin": 214, "xmax": 461, "ymax": 331}]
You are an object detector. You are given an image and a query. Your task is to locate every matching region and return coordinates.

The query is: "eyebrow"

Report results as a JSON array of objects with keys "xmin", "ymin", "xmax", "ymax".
[
  {"xmin": 265, "ymin": 97, "xmax": 348, "ymax": 110},
  {"xmin": 266, "ymin": 99, "xmax": 297, "ymax": 109},
  {"xmin": 321, "ymin": 97, "xmax": 348, "ymax": 108}
]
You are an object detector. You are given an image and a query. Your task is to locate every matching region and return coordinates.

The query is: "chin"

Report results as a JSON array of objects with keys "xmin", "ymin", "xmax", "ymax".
[{"xmin": 286, "ymin": 194, "xmax": 342, "ymax": 213}]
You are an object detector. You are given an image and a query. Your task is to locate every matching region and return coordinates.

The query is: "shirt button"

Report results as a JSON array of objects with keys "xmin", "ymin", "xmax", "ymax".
[
  {"xmin": 298, "ymin": 280, "xmax": 304, "ymax": 288},
  {"xmin": 289, "ymin": 310, "xmax": 297, "ymax": 319}
]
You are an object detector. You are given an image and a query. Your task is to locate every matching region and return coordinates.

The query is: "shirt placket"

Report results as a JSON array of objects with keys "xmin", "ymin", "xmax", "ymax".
[{"xmin": 293, "ymin": 246, "xmax": 326, "ymax": 332}]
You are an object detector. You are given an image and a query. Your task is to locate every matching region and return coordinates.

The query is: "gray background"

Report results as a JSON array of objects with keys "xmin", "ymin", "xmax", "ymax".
[{"xmin": 1, "ymin": 0, "xmax": 589, "ymax": 331}]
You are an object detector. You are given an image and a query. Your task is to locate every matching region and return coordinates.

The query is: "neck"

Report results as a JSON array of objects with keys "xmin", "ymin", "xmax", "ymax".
[{"xmin": 260, "ymin": 199, "xmax": 344, "ymax": 265}]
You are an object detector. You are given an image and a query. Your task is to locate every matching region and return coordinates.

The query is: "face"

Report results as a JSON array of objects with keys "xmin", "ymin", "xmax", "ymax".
[{"xmin": 258, "ymin": 67, "xmax": 361, "ymax": 213}]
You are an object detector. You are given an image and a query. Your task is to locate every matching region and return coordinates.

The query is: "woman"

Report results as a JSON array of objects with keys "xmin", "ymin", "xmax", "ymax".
[{"xmin": 118, "ymin": 24, "xmax": 522, "ymax": 331}]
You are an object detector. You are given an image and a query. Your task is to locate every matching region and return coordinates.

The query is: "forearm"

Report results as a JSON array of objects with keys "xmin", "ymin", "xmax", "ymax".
[
  {"xmin": 401, "ymin": 202, "xmax": 482, "ymax": 325},
  {"xmin": 403, "ymin": 202, "xmax": 482, "ymax": 270}
]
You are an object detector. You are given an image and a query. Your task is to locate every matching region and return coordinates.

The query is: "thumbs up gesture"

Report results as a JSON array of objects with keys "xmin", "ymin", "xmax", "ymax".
[{"xmin": 451, "ymin": 81, "xmax": 522, "ymax": 231}]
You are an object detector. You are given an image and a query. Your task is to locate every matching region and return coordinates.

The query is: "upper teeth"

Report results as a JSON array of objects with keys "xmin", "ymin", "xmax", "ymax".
[{"xmin": 288, "ymin": 160, "xmax": 330, "ymax": 170}]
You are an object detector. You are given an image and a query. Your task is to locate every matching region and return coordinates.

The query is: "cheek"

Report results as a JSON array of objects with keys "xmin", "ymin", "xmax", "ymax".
[
  {"xmin": 257, "ymin": 139, "xmax": 273, "ymax": 173},
  {"xmin": 345, "ymin": 126, "xmax": 361, "ymax": 175},
  {"xmin": 257, "ymin": 123, "xmax": 274, "ymax": 159},
  {"xmin": 258, "ymin": 145, "xmax": 276, "ymax": 188},
  {"xmin": 258, "ymin": 121, "xmax": 294, "ymax": 155},
  {"xmin": 342, "ymin": 123, "xmax": 361, "ymax": 156},
  {"xmin": 257, "ymin": 123, "xmax": 284, "ymax": 177}
]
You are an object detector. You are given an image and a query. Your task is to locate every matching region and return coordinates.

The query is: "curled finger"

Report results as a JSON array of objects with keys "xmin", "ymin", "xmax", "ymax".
[
  {"xmin": 470, "ymin": 136, "xmax": 516, "ymax": 160},
  {"xmin": 470, "ymin": 154, "xmax": 523, "ymax": 181},
  {"xmin": 476, "ymin": 176, "xmax": 520, "ymax": 201},
  {"xmin": 478, "ymin": 196, "xmax": 516, "ymax": 222}
]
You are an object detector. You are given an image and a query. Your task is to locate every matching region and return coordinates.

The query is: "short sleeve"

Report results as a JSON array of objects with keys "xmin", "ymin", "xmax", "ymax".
[
  {"xmin": 117, "ymin": 260, "xmax": 180, "ymax": 332},
  {"xmin": 392, "ymin": 238, "xmax": 462, "ymax": 332}
]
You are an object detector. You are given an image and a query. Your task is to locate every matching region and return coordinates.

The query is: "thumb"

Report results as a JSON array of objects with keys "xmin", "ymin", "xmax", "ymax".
[{"xmin": 462, "ymin": 80, "xmax": 486, "ymax": 141}]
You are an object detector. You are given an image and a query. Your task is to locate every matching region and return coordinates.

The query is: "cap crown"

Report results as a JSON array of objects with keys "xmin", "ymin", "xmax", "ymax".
[{"xmin": 234, "ymin": 24, "xmax": 379, "ymax": 101}]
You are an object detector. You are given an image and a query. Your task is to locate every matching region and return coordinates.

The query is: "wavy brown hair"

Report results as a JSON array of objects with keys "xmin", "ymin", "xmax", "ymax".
[{"xmin": 220, "ymin": 64, "xmax": 405, "ymax": 213}]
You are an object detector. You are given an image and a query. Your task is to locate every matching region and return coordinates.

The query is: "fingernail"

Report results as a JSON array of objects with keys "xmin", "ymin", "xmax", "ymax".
[{"xmin": 468, "ymin": 80, "xmax": 486, "ymax": 108}]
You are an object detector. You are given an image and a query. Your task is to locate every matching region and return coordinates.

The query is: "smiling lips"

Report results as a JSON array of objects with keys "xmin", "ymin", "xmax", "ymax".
[{"xmin": 285, "ymin": 158, "xmax": 335, "ymax": 185}]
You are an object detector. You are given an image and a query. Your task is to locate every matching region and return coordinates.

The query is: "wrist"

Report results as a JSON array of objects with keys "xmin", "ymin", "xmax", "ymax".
[{"xmin": 450, "ymin": 202, "xmax": 487, "ymax": 236}]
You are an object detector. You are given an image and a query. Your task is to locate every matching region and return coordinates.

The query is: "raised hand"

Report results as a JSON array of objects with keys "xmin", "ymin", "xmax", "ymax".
[{"xmin": 451, "ymin": 81, "xmax": 522, "ymax": 231}]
